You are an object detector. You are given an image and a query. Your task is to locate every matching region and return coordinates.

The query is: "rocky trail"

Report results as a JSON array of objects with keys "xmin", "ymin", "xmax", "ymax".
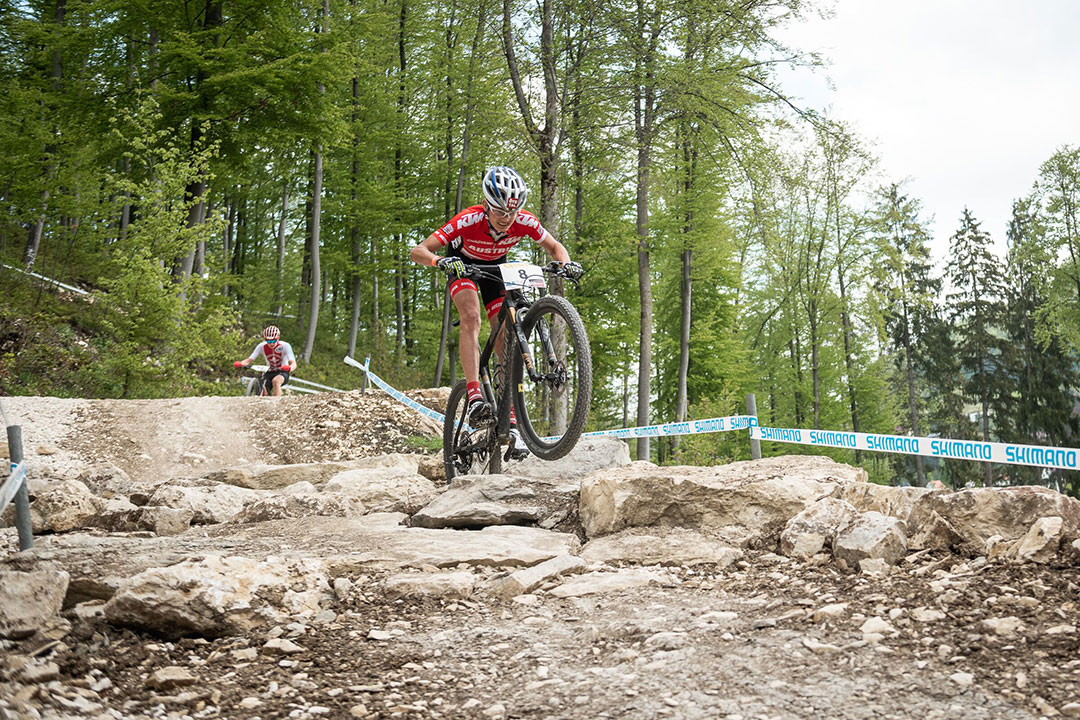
[{"xmin": 1, "ymin": 391, "xmax": 1079, "ymax": 720}]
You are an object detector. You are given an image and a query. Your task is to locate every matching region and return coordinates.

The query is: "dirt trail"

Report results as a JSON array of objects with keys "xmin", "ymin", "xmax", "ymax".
[{"xmin": 1, "ymin": 389, "xmax": 440, "ymax": 483}]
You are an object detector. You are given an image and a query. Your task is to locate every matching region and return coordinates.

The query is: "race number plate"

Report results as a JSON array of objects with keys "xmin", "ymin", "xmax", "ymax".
[{"xmin": 500, "ymin": 262, "xmax": 546, "ymax": 290}]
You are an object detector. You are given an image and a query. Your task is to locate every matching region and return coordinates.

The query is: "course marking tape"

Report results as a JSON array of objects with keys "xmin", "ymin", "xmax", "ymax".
[
  {"xmin": 750, "ymin": 426, "xmax": 1080, "ymax": 471},
  {"xmin": 0, "ymin": 462, "xmax": 27, "ymax": 514},
  {"xmin": 246, "ymin": 365, "xmax": 341, "ymax": 393},
  {"xmin": 346, "ymin": 357, "xmax": 760, "ymax": 443},
  {"xmin": 344, "ymin": 356, "xmax": 446, "ymax": 425}
]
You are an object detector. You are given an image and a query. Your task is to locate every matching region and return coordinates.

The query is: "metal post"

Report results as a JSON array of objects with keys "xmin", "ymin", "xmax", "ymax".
[
  {"xmin": 7, "ymin": 425, "xmax": 34, "ymax": 550},
  {"xmin": 746, "ymin": 393, "xmax": 761, "ymax": 460}
]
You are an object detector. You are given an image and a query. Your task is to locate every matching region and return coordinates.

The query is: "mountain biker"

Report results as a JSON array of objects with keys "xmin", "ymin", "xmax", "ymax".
[
  {"xmin": 233, "ymin": 325, "xmax": 296, "ymax": 397},
  {"xmin": 409, "ymin": 166, "xmax": 583, "ymax": 459}
]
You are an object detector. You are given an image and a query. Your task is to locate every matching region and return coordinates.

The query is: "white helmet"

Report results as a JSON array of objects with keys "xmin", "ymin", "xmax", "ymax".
[{"xmin": 482, "ymin": 166, "xmax": 528, "ymax": 211}]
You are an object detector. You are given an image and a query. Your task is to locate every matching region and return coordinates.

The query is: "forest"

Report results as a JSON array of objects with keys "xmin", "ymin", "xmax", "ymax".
[{"xmin": 1, "ymin": 0, "xmax": 1079, "ymax": 491}]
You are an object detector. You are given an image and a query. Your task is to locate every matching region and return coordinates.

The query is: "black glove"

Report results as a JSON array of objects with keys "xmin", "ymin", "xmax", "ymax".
[
  {"xmin": 435, "ymin": 256, "xmax": 467, "ymax": 278},
  {"xmin": 562, "ymin": 261, "xmax": 584, "ymax": 281}
]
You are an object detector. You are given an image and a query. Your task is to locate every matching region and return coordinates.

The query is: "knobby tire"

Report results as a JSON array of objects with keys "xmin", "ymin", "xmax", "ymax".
[
  {"xmin": 443, "ymin": 379, "xmax": 501, "ymax": 481},
  {"xmin": 512, "ymin": 295, "xmax": 592, "ymax": 460}
]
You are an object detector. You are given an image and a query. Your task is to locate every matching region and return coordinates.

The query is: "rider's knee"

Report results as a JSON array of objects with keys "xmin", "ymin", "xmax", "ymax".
[{"xmin": 459, "ymin": 311, "xmax": 482, "ymax": 335}]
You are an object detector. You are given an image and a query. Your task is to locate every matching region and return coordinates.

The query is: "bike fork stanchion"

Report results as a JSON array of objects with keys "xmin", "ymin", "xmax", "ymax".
[
  {"xmin": 7, "ymin": 424, "xmax": 34, "ymax": 550},
  {"xmin": 746, "ymin": 393, "xmax": 761, "ymax": 460}
]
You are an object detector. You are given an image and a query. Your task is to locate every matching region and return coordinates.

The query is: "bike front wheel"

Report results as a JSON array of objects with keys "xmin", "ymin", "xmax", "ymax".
[
  {"xmin": 443, "ymin": 379, "xmax": 502, "ymax": 481},
  {"xmin": 511, "ymin": 295, "xmax": 592, "ymax": 460}
]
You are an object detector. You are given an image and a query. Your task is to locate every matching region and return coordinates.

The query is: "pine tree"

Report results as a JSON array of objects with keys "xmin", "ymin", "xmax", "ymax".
[{"xmin": 945, "ymin": 208, "xmax": 1006, "ymax": 486}]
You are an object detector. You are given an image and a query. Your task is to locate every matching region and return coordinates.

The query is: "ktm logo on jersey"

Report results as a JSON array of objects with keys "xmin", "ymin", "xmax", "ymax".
[
  {"xmin": 517, "ymin": 215, "xmax": 539, "ymax": 229},
  {"xmin": 456, "ymin": 211, "xmax": 484, "ymax": 230}
]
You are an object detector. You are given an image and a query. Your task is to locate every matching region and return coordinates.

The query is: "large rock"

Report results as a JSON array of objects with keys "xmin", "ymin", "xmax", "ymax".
[
  {"xmin": 549, "ymin": 568, "xmax": 667, "ymax": 598},
  {"xmin": 232, "ymin": 493, "xmax": 367, "ymax": 523},
  {"xmin": 88, "ymin": 506, "xmax": 194, "ymax": 536},
  {"xmin": 410, "ymin": 475, "xmax": 577, "ymax": 530},
  {"xmin": 907, "ymin": 486, "xmax": 1080, "ymax": 552},
  {"xmin": 0, "ymin": 569, "xmax": 70, "ymax": 639},
  {"xmin": 325, "ymin": 468, "xmax": 438, "ymax": 514},
  {"xmin": 489, "ymin": 554, "xmax": 586, "ymax": 598},
  {"xmin": 832, "ymin": 483, "xmax": 931, "ymax": 526},
  {"xmin": 1, "ymin": 479, "xmax": 105, "ymax": 533},
  {"xmin": 511, "ymin": 437, "xmax": 631, "ymax": 481},
  {"xmin": 579, "ymin": 455, "xmax": 864, "ymax": 543},
  {"xmin": 580, "ymin": 528, "xmax": 743, "ymax": 568},
  {"xmin": 383, "ymin": 571, "xmax": 475, "ymax": 601},
  {"xmin": 210, "ymin": 454, "xmax": 430, "ymax": 491},
  {"xmin": 780, "ymin": 498, "xmax": 858, "ymax": 559},
  {"xmin": 325, "ymin": 521, "xmax": 582, "ymax": 571},
  {"xmin": 76, "ymin": 462, "xmax": 135, "ymax": 500},
  {"xmin": 833, "ymin": 511, "xmax": 907, "ymax": 571},
  {"xmin": 1008, "ymin": 516, "xmax": 1065, "ymax": 563},
  {"xmin": 148, "ymin": 481, "xmax": 265, "ymax": 524},
  {"xmin": 103, "ymin": 555, "xmax": 330, "ymax": 637}
]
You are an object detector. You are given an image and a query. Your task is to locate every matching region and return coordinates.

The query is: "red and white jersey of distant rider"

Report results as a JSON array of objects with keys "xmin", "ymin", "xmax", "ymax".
[{"xmin": 247, "ymin": 340, "xmax": 296, "ymax": 371}]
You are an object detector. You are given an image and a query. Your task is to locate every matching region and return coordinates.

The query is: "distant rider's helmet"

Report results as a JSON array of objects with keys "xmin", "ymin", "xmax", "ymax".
[
  {"xmin": 263, "ymin": 325, "xmax": 280, "ymax": 342},
  {"xmin": 482, "ymin": 166, "xmax": 528, "ymax": 212}
]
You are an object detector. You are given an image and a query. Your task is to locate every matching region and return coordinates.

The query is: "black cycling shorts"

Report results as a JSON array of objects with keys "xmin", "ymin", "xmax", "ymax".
[
  {"xmin": 264, "ymin": 369, "xmax": 291, "ymax": 386},
  {"xmin": 446, "ymin": 251, "xmax": 506, "ymax": 320}
]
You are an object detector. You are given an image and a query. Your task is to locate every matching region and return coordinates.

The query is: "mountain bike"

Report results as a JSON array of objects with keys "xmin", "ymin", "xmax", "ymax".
[
  {"xmin": 242, "ymin": 367, "xmax": 270, "ymax": 396},
  {"xmin": 443, "ymin": 261, "xmax": 592, "ymax": 480}
]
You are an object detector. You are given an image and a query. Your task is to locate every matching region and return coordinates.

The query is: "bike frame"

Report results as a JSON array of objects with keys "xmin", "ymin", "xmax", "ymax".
[{"xmin": 468, "ymin": 265, "xmax": 563, "ymax": 442}]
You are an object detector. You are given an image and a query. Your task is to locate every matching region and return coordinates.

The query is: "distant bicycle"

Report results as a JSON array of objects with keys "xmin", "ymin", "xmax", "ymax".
[
  {"xmin": 443, "ymin": 261, "xmax": 592, "ymax": 480},
  {"xmin": 239, "ymin": 365, "xmax": 273, "ymax": 396}
]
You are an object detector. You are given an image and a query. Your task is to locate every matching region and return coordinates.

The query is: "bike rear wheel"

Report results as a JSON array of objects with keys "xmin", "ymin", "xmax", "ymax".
[
  {"xmin": 511, "ymin": 295, "xmax": 592, "ymax": 460},
  {"xmin": 443, "ymin": 379, "xmax": 502, "ymax": 481}
]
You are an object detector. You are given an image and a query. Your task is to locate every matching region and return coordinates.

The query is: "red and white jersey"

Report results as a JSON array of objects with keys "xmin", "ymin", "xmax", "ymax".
[
  {"xmin": 247, "ymin": 340, "xmax": 296, "ymax": 371},
  {"xmin": 431, "ymin": 205, "xmax": 546, "ymax": 261}
]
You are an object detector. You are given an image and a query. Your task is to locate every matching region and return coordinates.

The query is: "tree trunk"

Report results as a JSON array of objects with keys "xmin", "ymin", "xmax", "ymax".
[
  {"xmin": 276, "ymin": 184, "xmax": 288, "ymax": 315},
  {"xmin": 302, "ymin": 153, "xmax": 322, "ymax": 362},
  {"xmin": 302, "ymin": 0, "xmax": 329, "ymax": 363}
]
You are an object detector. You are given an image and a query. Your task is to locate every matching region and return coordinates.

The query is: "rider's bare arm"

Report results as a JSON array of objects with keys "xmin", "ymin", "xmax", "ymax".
[
  {"xmin": 538, "ymin": 232, "xmax": 571, "ymax": 264},
  {"xmin": 409, "ymin": 234, "xmax": 444, "ymax": 268}
]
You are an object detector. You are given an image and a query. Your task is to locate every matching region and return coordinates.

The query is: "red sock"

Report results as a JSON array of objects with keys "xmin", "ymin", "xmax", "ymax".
[
  {"xmin": 467, "ymin": 381, "xmax": 482, "ymax": 403},
  {"xmin": 509, "ymin": 406, "xmax": 516, "ymax": 427}
]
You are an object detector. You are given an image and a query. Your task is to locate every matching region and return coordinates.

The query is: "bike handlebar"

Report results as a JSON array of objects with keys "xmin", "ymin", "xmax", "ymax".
[{"xmin": 459, "ymin": 261, "xmax": 582, "ymax": 286}]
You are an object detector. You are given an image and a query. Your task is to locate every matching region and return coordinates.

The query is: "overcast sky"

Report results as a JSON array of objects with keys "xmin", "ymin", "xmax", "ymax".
[{"xmin": 775, "ymin": 0, "xmax": 1080, "ymax": 263}]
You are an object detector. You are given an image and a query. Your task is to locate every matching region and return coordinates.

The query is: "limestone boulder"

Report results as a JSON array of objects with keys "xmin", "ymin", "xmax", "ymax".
[
  {"xmin": 88, "ymin": 506, "xmax": 194, "ymax": 536},
  {"xmin": 1006, "ymin": 516, "xmax": 1065, "ymax": 564},
  {"xmin": 833, "ymin": 483, "xmax": 931, "ymax": 526},
  {"xmin": 103, "ymin": 555, "xmax": 330, "ymax": 637},
  {"xmin": 207, "ymin": 462, "xmax": 364, "ymax": 491},
  {"xmin": 232, "ymin": 493, "xmax": 367, "ymax": 524},
  {"xmin": 549, "ymin": 568, "xmax": 668, "ymax": 598},
  {"xmin": 579, "ymin": 455, "xmax": 864, "ymax": 543},
  {"xmin": 410, "ymin": 475, "xmax": 577, "ymax": 531},
  {"xmin": 0, "ymin": 569, "xmax": 70, "ymax": 639},
  {"xmin": 489, "ymin": 554, "xmax": 586, "ymax": 598},
  {"xmin": 833, "ymin": 511, "xmax": 907, "ymax": 571},
  {"xmin": 325, "ymin": 522, "xmax": 581, "ymax": 572},
  {"xmin": 780, "ymin": 498, "xmax": 858, "ymax": 559},
  {"xmin": 1, "ymin": 479, "xmax": 105, "ymax": 533},
  {"xmin": 147, "ymin": 481, "xmax": 265, "ymax": 524},
  {"xmin": 580, "ymin": 527, "xmax": 743, "ymax": 568},
  {"xmin": 76, "ymin": 462, "xmax": 135, "ymax": 500},
  {"xmin": 324, "ymin": 468, "xmax": 438, "ymax": 515},
  {"xmin": 510, "ymin": 436, "xmax": 632, "ymax": 481},
  {"xmin": 906, "ymin": 486, "xmax": 1080, "ymax": 552},
  {"xmin": 383, "ymin": 571, "xmax": 475, "ymax": 601}
]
